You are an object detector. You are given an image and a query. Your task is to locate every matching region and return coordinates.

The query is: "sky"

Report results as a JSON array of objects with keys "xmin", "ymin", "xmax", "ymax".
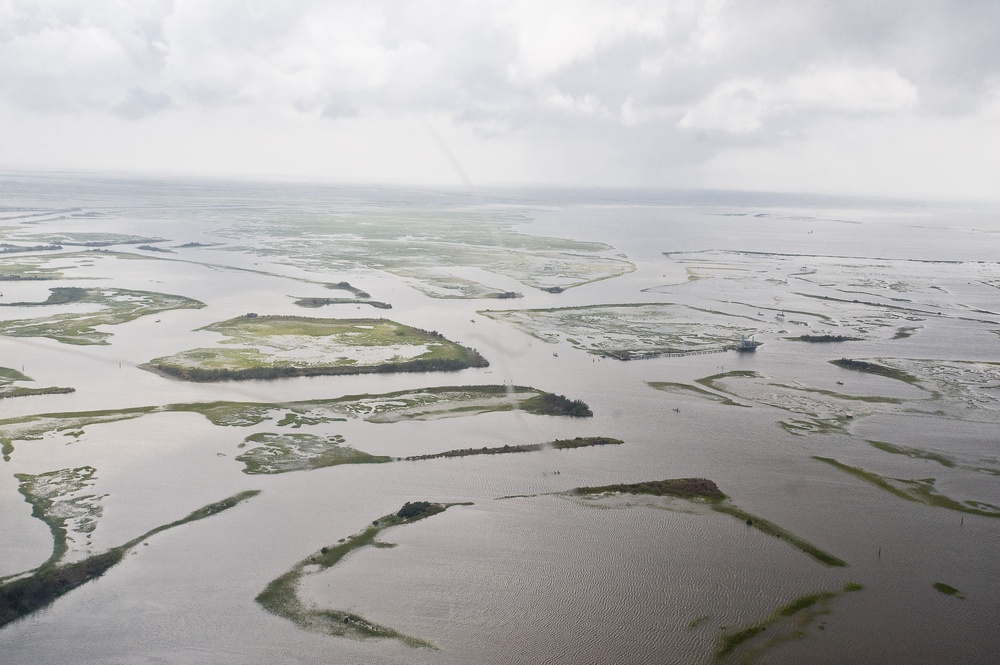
[{"xmin": 1, "ymin": 0, "xmax": 999, "ymax": 201}]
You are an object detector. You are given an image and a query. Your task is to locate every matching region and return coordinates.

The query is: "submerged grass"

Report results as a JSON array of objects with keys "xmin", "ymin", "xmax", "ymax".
[
  {"xmin": 779, "ymin": 417, "xmax": 850, "ymax": 436},
  {"xmin": 647, "ymin": 381, "xmax": 749, "ymax": 407},
  {"xmin": 814, "ymin": 456, "xmax": 1000, "ymax": 517},
  {"xmin": 694, "ymin": 370, "xmax": 761, "ymax": 392},
  {"xmin": 716, "ymin": 583, "xmax": 863, "ymax": 661},
  {"xmin": 711, "ymin": 504, "xmax": 847, "ymax": 567},
  {"xmin": 932, "ymin": 582, "xmax": 964, "ymax": 598},
  {"xmin": 868, "ymin": 439, "xmax": 956, "ymax": 468}
]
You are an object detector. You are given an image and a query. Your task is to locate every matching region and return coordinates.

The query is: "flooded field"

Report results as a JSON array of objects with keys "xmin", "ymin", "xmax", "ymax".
[{"xmin": 1, "ymin": 175, "xmax": 999, "ymax": 664}]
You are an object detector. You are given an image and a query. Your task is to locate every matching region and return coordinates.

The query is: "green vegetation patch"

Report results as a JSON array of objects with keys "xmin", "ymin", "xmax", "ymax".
[
  {"xmin": 0, "ymin": 286, "xmax": 87, "ymax": 306},
  {"xmin": 830, "ymin": 358, "xmax": 923, "ymax": 386},
  {"xmin": 237, "ymin": 432, "xmax": 390, "ymax": 474},
  {"xmin": 791, "ymin": 335, "xmax": 862, "ymax": 343},
  {"xmin": 325, "ymin": 281, "xmax": 371, "ymax": 298},
  {"xmin": 716, "ymin": 584, "xmax": 862, "ymax": 661},
  {"xmin": 144, "ymin": 316, "xmax": 488, "ymax": 381},
  {"xmin": 575, "ymin": 478, "xmax": 726, "ymax": 502},
  {"xmin": 868, "ymin": 440, "xmax": 956, "ymax": 468},
  {"xmin": 573, "ymin": 478, "xmax": 846, "ymax": 567},
  {"xmin": 0, "ymin": 367, "xmax": 30, "ymax": 382},
  {"xmin": 0, "ymin": 490, "xmax": 259, "ymax": 628},
  {"xmin": 256, "ymin": 501, "xmax": 464, "ymax": 647},
  {"xmin": 519, "ymin": 392, "xmax": 592, "ymax": 417},
  {"xmin": 0, "ymin": 406, "xmax": 156, "ymax": 460},
  {"xmin": 932, "ymin": 582, "xmax": 964, "ymax": 598},
  {"xmin": 694, "ymin": 370, "xmax": 761, "ymax": 392},
  {"xmin": 293, "ymin": 297, "xmax": 391, "ymax": 310},
  {"xmin": 712, "ymin": 504, "xmax": 847, "ymax": 567},
  {"xmin": 814, "ymin": 456, "xmax": 1000, "ymax": 517},
  {"xmin": 0, "ymin": 257, "xmax": 69, "ymax": 280},
  {"xmin": 406, "ymin": 436, "xmax": 621, "ymax": 461},
  {"xmin": 0, "ymin": 287, "xmax": 205, "ymax": 345},
  {"xmin": 0, "ymin": 367, "xmax": 74, "ymax": 400}
]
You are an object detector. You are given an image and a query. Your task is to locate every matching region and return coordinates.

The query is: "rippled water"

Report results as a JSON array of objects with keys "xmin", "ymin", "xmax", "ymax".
[{"xmin": 2, "ymin": 175, "xmax": 999, "ymax": 663}]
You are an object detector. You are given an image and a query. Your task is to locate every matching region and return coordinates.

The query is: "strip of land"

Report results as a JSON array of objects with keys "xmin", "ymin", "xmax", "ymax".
[
  {"xmin": 257, "ymin": 500, "xmax": 466, "ymax": 647},
  {"xmin": 573, "ymin": 478, "xmax": 846, "ymax": 567},
  {"xmin": 0, "ymin": 490, "xmax": 259, "ymax": 628}
]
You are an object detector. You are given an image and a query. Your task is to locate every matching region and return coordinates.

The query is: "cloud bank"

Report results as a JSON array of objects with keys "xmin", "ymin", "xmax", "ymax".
[{"xmin": 1, "ymin": 0, "xmax": 998, "ymax": 199}]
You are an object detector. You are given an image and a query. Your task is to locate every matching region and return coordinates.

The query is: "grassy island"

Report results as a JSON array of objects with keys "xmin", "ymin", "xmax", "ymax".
[
  {"xmin": 325, "ymin": 281, "xmax": 371, "ymax": 298},
  {"xmin": 256, "ymin": 500, "xmax": 465, "ymax": 647},
  {"xmin": 237, "ymin": 433, "xmax": 391, "ymax": 474},
  {"xmin": 793, "ymin": 334, "xmax": 862, "ymax": 343},
  {"xmin": 406, "ymin": 436, "xmax": 621, "ymax": 461},
  {"xmin": 574, "ymin": 477, "xmax": 726, "ymax": 501},
  {"xmin": 144, "ymin": 316, "xmax": 488, "ymax": 382},
  {"xmin": 520, "ymin": 392, "xmax": 592, "ymax": 417},
  {"xmin": 293, "ymin": 297, "xmax": 392, "ymax": 309},
  {"xmin": 830, "ymin": 358, "xmax": 922, "ymax": 385}
]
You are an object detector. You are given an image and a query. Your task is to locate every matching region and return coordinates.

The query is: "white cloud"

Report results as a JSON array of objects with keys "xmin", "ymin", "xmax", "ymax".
[
  {"xmin": 679, "ymin": 67, "xmax": 918, "ymax": 133},
  {"xmin": 0, "ymin": 0, "xmax": 997, "ymax": 199}
]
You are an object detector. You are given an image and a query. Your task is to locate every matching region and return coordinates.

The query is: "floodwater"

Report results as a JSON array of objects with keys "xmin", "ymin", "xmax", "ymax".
[{"xmin": 1, "ymin": 174, "xmax": 999, "ymax": 664}]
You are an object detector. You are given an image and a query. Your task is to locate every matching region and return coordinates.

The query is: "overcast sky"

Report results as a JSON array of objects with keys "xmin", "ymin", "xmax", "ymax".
[{"xmin": 2, "ymin": 0, "xmax": 999, "ymax": 200}]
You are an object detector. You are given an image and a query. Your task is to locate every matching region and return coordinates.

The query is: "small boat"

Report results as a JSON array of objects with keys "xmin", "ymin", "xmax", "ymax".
[{"xmin": 836, "ymin": 381, "xmax": 844, "ymax": 385}]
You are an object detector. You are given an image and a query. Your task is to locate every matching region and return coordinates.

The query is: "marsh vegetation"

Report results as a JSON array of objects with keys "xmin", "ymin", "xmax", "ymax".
[
  {"xmin": 405, "ymin": 436, "xmax": 621, "ymax": 461},
  {"xmin": 256, "ymin": 501, "xmax": 462, "ymax": 647},
  {"xmin": 715, "ymin": 583, "xmax": 864, "ymax": 661},
  {"xmin": 0, "ymin": 367, "xmax": 74, "ymax": 400},
  {"xmin": 144, "ymin": 316, "xmax": 488, "ymax": 381},
  {"xmin": 814, "ymin": 457, "xmax": 1000, "ymax": 517},
  {"xmin": 0, "ymin": 287, "xmax": 204, "ymax": 345},
  {"xmin": 480, "ymin": 302, "xmax": 764, "ymax": 358},
  {"xmin": 573, "ymin": 479, "xmax": 846, "ymax": 567},
  {"xmin": 0, "ymin": 489, "xmax": 259, "ymax": 628}
]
